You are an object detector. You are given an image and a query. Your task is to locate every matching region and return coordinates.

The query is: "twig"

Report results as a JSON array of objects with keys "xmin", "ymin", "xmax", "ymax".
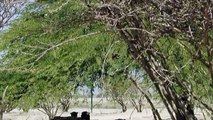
[
  {"xmin": 33, "ymin": 31, "xmax": 100, "ymax": 63},
  {"xmin": 129, "ymin": 107, "xmax": 136, "ymax": 120},
  {"xmin": 100, "ymin": 40, "xmax": 119, "ymax": 81}
]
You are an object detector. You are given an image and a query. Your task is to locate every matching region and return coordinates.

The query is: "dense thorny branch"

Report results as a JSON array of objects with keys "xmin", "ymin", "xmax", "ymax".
[
  {"xmin": 88, "ymin": 0, "xmax": 213, "ymax": 119},
  {"xmin": 92, "ymin": 0, "xmax": 213, "ymax": 90}
]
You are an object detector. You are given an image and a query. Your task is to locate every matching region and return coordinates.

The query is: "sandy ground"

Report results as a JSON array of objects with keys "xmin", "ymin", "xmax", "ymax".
[{"xmin": 3, "ymin": 108, "xmax": 207, "ymax": 120}]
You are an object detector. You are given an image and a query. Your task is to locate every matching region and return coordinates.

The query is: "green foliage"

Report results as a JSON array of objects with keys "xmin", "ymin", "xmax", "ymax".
[
  {"xmin": 0, "ymin": 71, "xmax": 32, "ymax": 111},
  {"xmin": 157, "ymin": 37, "xmax": 213, "ymax": 105},
  {"xmin": 0, "ymin": 0, "xmax": 139, "ymax": 111}
]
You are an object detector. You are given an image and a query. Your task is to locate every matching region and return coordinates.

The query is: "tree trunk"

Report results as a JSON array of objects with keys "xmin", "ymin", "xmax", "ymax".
[
  {"xmin": 130, "ymin": 98, "xmax": 142, "ymax": 112},
  {"xmin": 118, "ymin": 24, "xmax": 197, "ymax": 120},
  {"xmin": 138, "ymin": 104, "xmax": 142, "ymax": 112},
  {"xmin": 117, "ymin": 19, "xmax": 197, "ymax": 120},
  {"xmin": 0, "ymin": 110, "xmax": 3, "ymax": 120},
  {"xmin": 63, "ymin": 105, "xmax": 69, "ymax": 112},
  {"xmin": 115, "ymin": 98, "xmax": 127, "ymax": 112},
  {"xmin": 61, "ymin": 101, "xmax": 70, "ymax": 112},
  {"xmin": 90, "ymin": 87, "xmax": 94, "ymax": 113},
  {"xmin": 130, "ymin": 78, "xmax": 162, "ymax": 120},
  {"xmin": 121, "ymin": 104, "xmax": 127, "ymax": 112}
]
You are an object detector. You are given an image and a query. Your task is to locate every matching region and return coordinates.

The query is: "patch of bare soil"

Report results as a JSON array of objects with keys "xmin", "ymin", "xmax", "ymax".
[{"xmin": 3, "ymin": 108, "xmax": 206, "ymax": 120}]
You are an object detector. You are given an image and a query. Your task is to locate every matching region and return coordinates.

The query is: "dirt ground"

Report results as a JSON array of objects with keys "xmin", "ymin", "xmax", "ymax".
[{"xmin": 3, "ymin": 107, "xmax": 207, "ymax": 120}]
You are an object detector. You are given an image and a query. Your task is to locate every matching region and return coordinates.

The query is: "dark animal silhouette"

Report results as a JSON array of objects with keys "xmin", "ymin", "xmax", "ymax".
[
  {"xmin": 51, "ymin": 111, "xmax": 90, "ymax": 120},
  {"xmin": 50, "ymin": 112, "xmax": 76, "ymax": 120},
  {"xmin": 81, "ymin": 111, "xmax": 90, "ymax": 120},
  {"xmin": 70, "ymin": 111, "xmax": 78, "ymax": 119}
]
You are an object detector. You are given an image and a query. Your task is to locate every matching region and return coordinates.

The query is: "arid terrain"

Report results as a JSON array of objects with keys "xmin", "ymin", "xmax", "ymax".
[
  {"xmin": 2, "ymin": 98, "xmax": 209, "ymax": 120},
  {"xmin": 3, "ymin": 107, "xmax": 206, "ymax": 120}
]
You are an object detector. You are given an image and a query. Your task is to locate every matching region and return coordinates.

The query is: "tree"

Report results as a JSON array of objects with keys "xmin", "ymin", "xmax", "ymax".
[
  {"xmin": 98, "ymin": 38, "xmax": 140, "ymax": 112},
  {"xmin": 128, "ymin": 70, "xmax": 150, "ymax": 113},
  {"xmin": 0, "ymin": 1, "xmax": 86, "ymax": 116},
  {"xmin": 37, "ymin": 89, "xmax": 63, "ymax": 120},
  {"xmin": 0, "ymin": 0, "xmax": 136, "ymax": 115},
  {"xmin": 88, "ymin": 0, "xmax": 213, "ymax": 119},
  {"xmin": 105, "ymin": 76, "xmax": 129, "ymax": 112},
  {"xmin": 59, "ymin": 93, "xmax": 72, "ymax": 112}
]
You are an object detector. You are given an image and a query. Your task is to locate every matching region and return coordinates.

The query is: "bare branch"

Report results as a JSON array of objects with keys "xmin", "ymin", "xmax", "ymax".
[{"xmin": 0, "ymin": 0, "xmax": 26, "ymax": 29}]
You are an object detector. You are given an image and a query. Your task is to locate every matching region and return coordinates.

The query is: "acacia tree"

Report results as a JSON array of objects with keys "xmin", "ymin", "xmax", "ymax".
[
  {"xmin": 59, "ymin": 93, "xmax": 72, "ymax": 112},
  {"xmin": 128, "ymin": 70, "xmax": 151, "ymax": 113},
  {"xmin": 85, "ymin": 0, "xmax": 213, "ymax": 119},
  {"xmin": 0, "ymin": 1, "xmax": 87, "ymax": 117},
  {"xmin": 105, "ymin": 77, "xmax": 129, "ymax": 112},
  {"xmin": 0, "ymin": 0, "xmax": 135, "ymax": 115},
  {"xmin": 37, "ymin": 90, "xmax": 62, "ymax": 120}
]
